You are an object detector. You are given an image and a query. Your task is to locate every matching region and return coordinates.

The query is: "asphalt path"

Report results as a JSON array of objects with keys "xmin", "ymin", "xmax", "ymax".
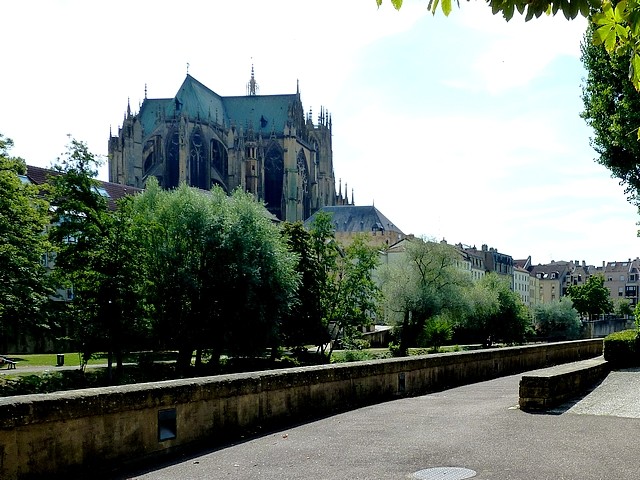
[{"xmin": 118, "ymin": 368, "xmax": 640, "ymax": 480}]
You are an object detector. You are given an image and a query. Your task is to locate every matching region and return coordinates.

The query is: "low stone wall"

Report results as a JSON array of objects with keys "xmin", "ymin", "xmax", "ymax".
[
  {"xmin": 519, "ymin": 356, "xmax": 610, "ymax": 411},
  {"xmin": 0, "ymin": 339, "xmax": 602, "ymax": 479}
]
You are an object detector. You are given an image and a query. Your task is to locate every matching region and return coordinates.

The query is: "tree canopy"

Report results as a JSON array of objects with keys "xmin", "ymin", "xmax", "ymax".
[
  {"xmin": 533, "ymin": 297, "xmax": 582, "ymax": 339},
  {"xmin": 48, "ymin": 139, "xmax": 147, "ymax": 374},
  {"xmin": 308, "ymin": 212, "xmax": 381, "ymax": 358},
  {"xmin": 0, "ymin": 135, "xmax": 53, "ymax": 352},
  {"xmin": 132, "ymin": 180, "xmax": 299, "ymax": 370},
  {"xmin": 581, "ymin": 26, "xmax": 640, "ymax": 205},
  {"xmin": 379, "ymin": 238, "xmax": 470, "ymax": 354},
  {"xmin": 567, "ymin": 274, "xmax": 614, "ymax": 319}
]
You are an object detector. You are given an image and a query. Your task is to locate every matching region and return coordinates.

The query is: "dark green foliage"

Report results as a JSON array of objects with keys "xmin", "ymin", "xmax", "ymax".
[
  {"xmin": 132, "ymin": 180, "xmax": 299, "ymax": 371},
  {"xmin": 533, "ymin": 298, "xmax": 583, "ymax": 340},
  {"xmin": 380, "ymin": 238, "xmax": 470, "ymax": 355},
  {"xmin": 280, "ymin": 222, "xmax": 329, "ymax": 350},
  {"xmin": 603, "ymin": 329, "xmax": 640, "ymax": 367},
  {"xmin": 0, "ymin": 135, "xmax": 54, "ymax": 352},
  {"xmin": 308, "ymin": 212, "xmax": 381, "ymax": 359},
  {"xmin": 581, "ymin": 27, "xmax": 640, "ymax": 206},
  {"xmin": 48, "ymin": 139, "xmax": 146, "ymax": 376},
  {"xmin": 420, "ymin": 314, "xmax": 453, "ymax": 352},
  {"xmin": 459, "ymin": 273, "xmax": 533, "ymax": 345},
  {"xmin": 567, "ymin": 274, "xmax": 614, "ymax": 320}
]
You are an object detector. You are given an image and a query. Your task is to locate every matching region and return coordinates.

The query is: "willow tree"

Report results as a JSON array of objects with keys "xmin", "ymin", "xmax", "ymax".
[
  {"xmin": 133, "ymin": 180, "xmax": 299, "ymax": 371},
  {"xmin": 379, "ymin": 238, "xmax": 470, "ymax": 355}
]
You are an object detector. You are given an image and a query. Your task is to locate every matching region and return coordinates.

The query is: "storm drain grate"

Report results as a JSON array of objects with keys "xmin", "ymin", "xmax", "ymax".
[{"xmin": 413, "ymin": 467, "xmax": 477, "ymax": 480}]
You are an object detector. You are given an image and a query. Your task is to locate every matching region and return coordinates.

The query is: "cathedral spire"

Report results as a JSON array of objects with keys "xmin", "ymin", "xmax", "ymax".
[
  {"xmin": 144, "ymin": 83, "xmax": 147, "ymax": 100},
  {"xmin": 127, "ymin": 97, "xmax": 131, "ymax": 116},
  {"xmin": 247, "ymin": 63, "xmax": 259, "ymax": 96},
  {"xmin": 351, "ymin": 188, "xmax": 354, "ymax": 205}
]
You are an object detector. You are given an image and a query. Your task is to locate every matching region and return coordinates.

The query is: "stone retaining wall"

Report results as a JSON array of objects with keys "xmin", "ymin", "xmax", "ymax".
[
  {"xmin": 0, "ymin": 339, "xmax": 603, "ymax": 479},
  {"xmin": 519, "ymin": 356, "xmax": 610, "ymax": 410}
]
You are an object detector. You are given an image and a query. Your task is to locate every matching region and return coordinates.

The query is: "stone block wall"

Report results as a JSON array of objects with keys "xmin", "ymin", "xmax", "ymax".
[{"xmin": 0, "ymin": 339, "xmax": 602, "ymax": 479}]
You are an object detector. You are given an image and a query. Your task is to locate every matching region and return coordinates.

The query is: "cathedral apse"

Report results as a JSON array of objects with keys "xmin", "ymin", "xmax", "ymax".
[{"xmin": 108, "ymin": 69, "xmax": 341, "ymax": 222}]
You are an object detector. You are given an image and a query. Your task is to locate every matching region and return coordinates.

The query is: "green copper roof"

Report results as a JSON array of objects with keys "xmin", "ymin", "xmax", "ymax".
[
  {"xmin": 139, "ymin": 98, "xmax": 174, "ymax": 136},
  {"xmin": 175, "ymin": 75, "xmax": 226, "ymax": 123},
  {"xmin": 223, "ymin": 94, "xmax": 297, "ymax": 133},
  {"xmin": 137, "ymin": 75, "xmax": 298, "ymax": 137}
]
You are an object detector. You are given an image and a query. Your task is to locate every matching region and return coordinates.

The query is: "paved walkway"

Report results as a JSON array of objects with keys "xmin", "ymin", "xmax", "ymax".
[{"xmin": 118, "ymin": 367, "xmax": 640, "ymax": 480}]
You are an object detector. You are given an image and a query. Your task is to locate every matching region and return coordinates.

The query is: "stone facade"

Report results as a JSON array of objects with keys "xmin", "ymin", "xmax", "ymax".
[{"xmin": 108, "ymin": 71, "xmax": 337, "ymax": 222}]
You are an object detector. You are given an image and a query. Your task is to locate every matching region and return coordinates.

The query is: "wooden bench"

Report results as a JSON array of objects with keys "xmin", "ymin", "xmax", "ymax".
[
  {"xmin": 519, "ymin": 356, "xmax": 610, "ymax": 411},
  {"xmin": 0, "ymin": 357, "xmax": 17, "ymax": 370}
]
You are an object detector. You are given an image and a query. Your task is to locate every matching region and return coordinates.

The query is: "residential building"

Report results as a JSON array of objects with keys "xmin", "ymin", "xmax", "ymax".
[
  {"xmin": 513, "ymin": 266, "xmax": 530, "ymax": 306},
  {"xmin": 458, "ymin": 244, "xmax": 485, "ymax": 282},
  {"xmin": 602, "ymin": 259, "xmax": 640, "ymax": 307}
]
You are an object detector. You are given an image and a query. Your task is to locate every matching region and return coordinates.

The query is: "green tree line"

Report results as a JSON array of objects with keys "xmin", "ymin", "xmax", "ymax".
[{"xmin": 2, "ymin": 136, "xmax": 592, "ymax": 378}]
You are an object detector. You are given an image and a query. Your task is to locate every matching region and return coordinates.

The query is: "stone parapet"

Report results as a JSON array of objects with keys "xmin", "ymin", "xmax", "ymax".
[
  {"xmin": 0, "ymin": 339, "xmax": 603, "ymax": 479},
  {"xmin": 519, "ymin": 356, "xmax": 610, "ymax": 411}
]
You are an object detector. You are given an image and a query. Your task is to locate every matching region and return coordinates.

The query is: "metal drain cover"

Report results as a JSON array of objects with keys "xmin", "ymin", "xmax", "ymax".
[{"xmin": 413, "ymin": 467, "xmax": 477, "ymax": 479}]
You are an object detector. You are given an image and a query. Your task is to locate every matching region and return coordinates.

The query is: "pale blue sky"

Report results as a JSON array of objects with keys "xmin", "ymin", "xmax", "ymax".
[{"xmin": 2, "ymin": 0, "xmax": 638, "ymax": 266}]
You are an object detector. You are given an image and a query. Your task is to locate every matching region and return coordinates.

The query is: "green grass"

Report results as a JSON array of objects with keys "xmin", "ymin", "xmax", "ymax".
[
  {"xmin": 3, "ymin": 351, "xmax": 178, "ymax": 369},
  {"xmin": 5, "ymin": 353, "xmax": 84, "ymax": 368}
]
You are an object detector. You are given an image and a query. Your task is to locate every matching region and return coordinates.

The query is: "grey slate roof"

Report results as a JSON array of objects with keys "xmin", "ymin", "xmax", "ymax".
[{"xmin": 304, "ymin": 205, "xmax": 404, "ymax": 235}]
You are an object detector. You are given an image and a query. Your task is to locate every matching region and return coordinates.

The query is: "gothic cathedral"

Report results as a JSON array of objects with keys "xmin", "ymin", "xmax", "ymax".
[{"xmin": 108, "ymin": 69, "xmax": 344, "ymax": 222}]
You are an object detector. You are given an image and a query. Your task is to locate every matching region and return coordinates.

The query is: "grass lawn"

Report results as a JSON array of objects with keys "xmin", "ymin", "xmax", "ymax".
[{"xmin": 2, "ymin": 352, "xmax": 161, "ymax": 369}]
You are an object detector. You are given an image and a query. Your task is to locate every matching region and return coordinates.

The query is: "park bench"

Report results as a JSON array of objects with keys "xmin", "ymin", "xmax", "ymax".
[
  {"xmin": 0, "ymin": 357, "xmax": 17, "ymax": 369},
  {"xmin": 519, "ymin": 356, "xmax": 609, "ymax": 411}
]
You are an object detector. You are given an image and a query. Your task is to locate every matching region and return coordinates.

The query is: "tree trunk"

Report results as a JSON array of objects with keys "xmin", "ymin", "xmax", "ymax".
[{"xmin": 176, "ymin": 347, "xmax": 193, "ymax": 375}]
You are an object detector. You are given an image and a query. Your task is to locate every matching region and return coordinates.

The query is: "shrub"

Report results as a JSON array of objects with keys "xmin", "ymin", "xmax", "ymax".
[{"xmin": 603, "ymin": 329, "xmax": 640, "ymax": 367}]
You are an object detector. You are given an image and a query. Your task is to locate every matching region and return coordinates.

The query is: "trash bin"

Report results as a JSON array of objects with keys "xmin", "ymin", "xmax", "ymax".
[{"xmin": 56, "ymin": 354, "xmax": 64, "ymax": 367}]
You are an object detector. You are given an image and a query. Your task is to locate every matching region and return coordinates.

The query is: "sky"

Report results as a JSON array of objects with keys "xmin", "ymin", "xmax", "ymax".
[{"xmin": 3, "ymin": 0, "xmax": 639, "ymax": 267}]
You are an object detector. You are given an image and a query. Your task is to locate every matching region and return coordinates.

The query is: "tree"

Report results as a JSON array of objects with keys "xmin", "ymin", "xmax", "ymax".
[
  {"xmin": 379, "ymin": 238, "xmax": 470, "ymax": 354},
  {"xmin": 420, "ymin": 313, "xmax": 454, "ymax": 352},
  {"xmin": 567, "ymin": 274, "xmax": 614, "ymax": 319},
  {"xmin": 533, "ymin": 297, "xmax": 582, "ymax": 339},
  {"xmin": 280, "ymin": 222, "xmax": 329, "ymax": 352},
  {"xmin": 133, "ymin": 180, "xmax": 299, "ymax": 371},
  {"xmin": 581, "ymin": 26, "xmax": 640, "ymax": 206},
  {"xmin": 379, "ymin": 1, "xmax": 640, "ymax": 90},
  {"xmin": 308, "ymin": 212, "xmax": 381, "ymax": 359},
  {"xmin": 461, "ymin": 272, "xmax": 532, "ymax": 345},
  {"xmin": 614, "ymin": 297, "xmax": 634, "ymax": 317},
  {"xmin": 0, "ymin": 134, "xmax": 53, "ymax": 352},
  {"xmin": 220, "ymin": 189, "xmax": 300, "ymax": 359},
  {"xmin": 48, "ymin": 139, "xmax": 146, "ymax": 376}
]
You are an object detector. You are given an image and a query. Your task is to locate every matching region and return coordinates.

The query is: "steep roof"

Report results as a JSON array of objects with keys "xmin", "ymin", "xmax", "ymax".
[
  {"xmin": 138, "ymin": 74, "xmax": 299, "ymax": 136},
  {"xmin": 305, "ymin": 205, "xmax": 404, "ymax": 235},
  {"xmin": 223, "ymin": 94, "xmax": 298, "ymax": 133},
  {"xmin": 26, "ymin": 165, "xmax": 142, "ymax": 211}
]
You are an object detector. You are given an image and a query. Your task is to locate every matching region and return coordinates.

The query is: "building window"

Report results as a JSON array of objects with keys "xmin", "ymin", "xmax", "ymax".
[
  {"xmin": 619, "ymin": 287, "xmax": 624, "ymax": 297},
  {"xmin": 620, "ymin": 275, "xmax": 625, "ymax": 282}
]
